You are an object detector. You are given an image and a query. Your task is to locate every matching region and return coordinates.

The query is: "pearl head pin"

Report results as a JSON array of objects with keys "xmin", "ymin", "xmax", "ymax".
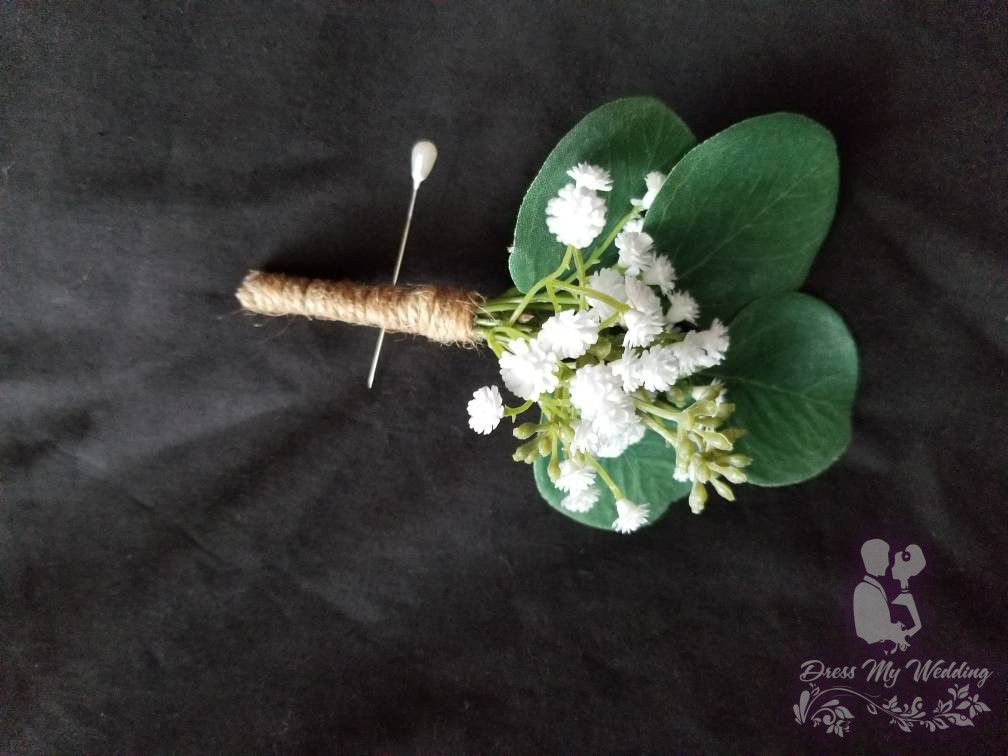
[{"xmin": 366, "ymin": 140, "xmax": 438, "ymax": 389}]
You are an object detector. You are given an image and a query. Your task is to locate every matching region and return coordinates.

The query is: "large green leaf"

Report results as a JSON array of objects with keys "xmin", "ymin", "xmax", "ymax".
[
  {"xmin": 708, "ymin": 293, "xmax": 858, "ymax": 486},
  {"xmin": 643, "ymin": 113, "xmax": 838, "ymax": 322},
  {"xmin": 533, "ymin": 430, "xmax": 691, "ymax": 531},
  {"xmin": 509, "ymin": 97, "xmax": 695, "ymax": 292}
]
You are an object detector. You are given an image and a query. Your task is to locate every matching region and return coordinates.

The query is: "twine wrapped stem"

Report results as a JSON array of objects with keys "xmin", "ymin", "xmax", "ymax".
[{"xmin": 235, "ymin": 271, "xmax": 485, "ymax": 345}]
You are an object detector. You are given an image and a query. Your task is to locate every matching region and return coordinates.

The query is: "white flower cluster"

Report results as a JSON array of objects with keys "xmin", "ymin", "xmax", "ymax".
[{"xmin": 468, "ymin": 165, "xmax": 750, "ymax": 532}]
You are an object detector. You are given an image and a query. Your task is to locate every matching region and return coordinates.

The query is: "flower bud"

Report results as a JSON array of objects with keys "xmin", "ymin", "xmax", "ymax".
[
  {"xmin": 711, "ymin": 478, "xmax": 735, "ymax": 501},
  {"xmin": 689, "ymin": 481, "xmax": 708, "ymax": 514},
  {"xmin": 548, "ymin": 456, "xmax": 561, "ymax": 482},
  {"xmin": 513, "ymin": 423, "xmax": 540, "ymax": 440}
]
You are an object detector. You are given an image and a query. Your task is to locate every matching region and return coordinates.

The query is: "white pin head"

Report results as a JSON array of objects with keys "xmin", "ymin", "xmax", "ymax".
[{"xmin": 411, "ymin": 140, "xmax": 438, "ymax": 188}]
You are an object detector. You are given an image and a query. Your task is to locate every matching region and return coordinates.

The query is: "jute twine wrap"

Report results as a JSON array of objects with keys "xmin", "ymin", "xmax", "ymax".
[{"xmin": 235, "ymin": 270, "xmax": 484, "ymax": 345}]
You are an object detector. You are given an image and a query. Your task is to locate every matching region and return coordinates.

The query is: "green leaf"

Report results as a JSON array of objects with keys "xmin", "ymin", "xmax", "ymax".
[
  {"xmin": 509, "ymin": 97, "xmax": 695, "ymax": 292},
  {"xmin": 643, "ymin": 113, "xmax": 838, "ymax": 322},
  {"xmin": 708, "ymin": 293, "xmax": 858, "ymax": 486},
  {"xmin": 533, "ymin": 430, "xmax": 691, "ymax": 531}
]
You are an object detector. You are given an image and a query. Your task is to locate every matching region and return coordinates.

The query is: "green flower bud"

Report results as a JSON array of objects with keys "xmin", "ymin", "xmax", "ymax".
[
  {"xmin": 698, "ymin": 430, "xmax": 732, "ymax": 451},
  {"xmin": 711, "ymin": 478, "xmax": 735, "ymax": 501},
  {"xmin": 513, "ymin": 423, "xmax": 540, "ymax": 440},
  {"xmin": 689, "ymin": 481, "xmax": 708, "ymax": 514},
  {"xmin": 548, "ymin": 456, "xmax": 561, "ymax": 482}
]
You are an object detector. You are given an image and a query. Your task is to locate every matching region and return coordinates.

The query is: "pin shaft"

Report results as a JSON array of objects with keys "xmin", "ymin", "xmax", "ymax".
[{"xmin": 366, "ymin": 185, "xmax": 419, "ymax": 389}]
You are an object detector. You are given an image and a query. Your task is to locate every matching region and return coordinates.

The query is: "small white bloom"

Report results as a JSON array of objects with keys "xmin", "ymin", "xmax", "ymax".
[
  {"xmin": 631, "ymin": 171, "xmax": 668, "ymax": 210},
  {"xmin": 546, "ymin": 183, "xmax": 607, "ymax": 249},
  {"xmin": 641, "ymin": 254, "xmax": 676, "ymax": 295},
  {"xmin": 592, "ymin": 413, "xmax": 645, "ymax": 458},
  {"xmin": 622, "ymin": 308, "xmax": 665, "ymax": 348},
  {"xmin": 569, "ymin": 363, "xmax": 623, "ymax": 419},
  {"xmin": 612, "ymin": 498, "xmax": 650, "ymax": 533},
  {"xmin": 555, "ymin": 458, "xmax": 596, "ymax": 493},
  {"xmin": 672, "ymin": 331, "xmax": 709, "ymax": 377},
  {"xmin": 585, "ymin": 268, "xmax": 627, "ymax": 321},
  {"xmin": 570, "ymin": 418, "xmax": 598, "ymax": 455},
  {"xmin": 499, "ymin": 338, "xmax": 560, "ymax": 400},
  {"xmin": 568, "ymin": 364, "xmax": 646, "ymax": 457},
  {"xmin": 666, "ymin": 291, "xmax": 699, "ymax": 325},
  {"xmin": 614, "ymin": 230, "xmax": 654, "ymax": 275},
  {"xmin": 590, "ymin": 388, "xmax": 645, "ymax": 458},
  {"xmin": 609, "ymin": 349, "xmax": 645, "ymax": 392},
  {"xmin": 623, "ymin": 217, "xmax": 644, "ymax": 233},
  {"xmin": 674, "ymin": 319, "xmax": 729, "ymax": 375},
  {"xmin": 566, "ymin": 162, "xmax": 613, "ymax": 192},
  {"xmin": 562, "ymin": 485, "xmax": 600, "ymax": 513},
  {"xmin": 697, "ymin": 319, "xmax": 730, "ymax": 365},
  {"xmin": 537, "ymin": 309, "xmax": 599, "ymax": 359},
  {"xmin": 590, "ymin": 388, "xmax": 637, "ymax": 432},
  {"xmin": 466, "ymin": 385, "xmax": 504, "ymax": 434},
  {"xmin": 623, "ymin": 275, "xmax": 662, "ymax": 315},
  {"xmin": 638, "ymin": 345, "xmax": 680, "ymax": 392}
]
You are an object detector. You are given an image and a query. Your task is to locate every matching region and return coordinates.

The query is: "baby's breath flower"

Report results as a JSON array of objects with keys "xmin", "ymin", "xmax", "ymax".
[
  {"xmin": 499, "ymin": 338, "xmax": 560, "ymax": 400},
  {"xmin": 631, "ymin": 170, "xmax": 668, "ymax": 210},
  {"xmin": 641, "ymin": 254, "xmax": 676, "ymax": 295},
  {"xmin": 609, "ymin": 349, "xmax": 645, "ymax": 392},
  {"xmin": 585, "ymin": 268, "xmax": 627, "ymax": 321},
  {"xmin": 622, "ymin": 308, "xmax": 665, "ymax": 348},
  {"xmin": 467, "ymin": 385, "xmax": 504, "ymax": 434},
  {"xmin": 666, "ymin": 291, "xmax": 699, "ymax": 325},
  {"xmin": 569, "ymin": 363, "xmax": 622, "ymax": 419},
  {"xmin": 698, "ymin": 318, "xmax": 730, "ymax": 362},
  {"xmin": 614, "ymin": 230, "xmax": 654, "ymax": 275},
  {"xmin": 638, "ymin": 345, "xmax": 680, "ymax": 392},
  {"xmin": 562, "ymin": 485, "xmax": 600, "ymax": 513},
  {"xmin": 566, "ymin": 163, "xmax": 613, "ymax": 192},
  {"xmin": 592, "ymin": 412, "xmax": 645, "ymax": 458},
  {"xmin": 570, "ymin": 418, "xmax": 597, "ymax": 455},
  {"xmin": 537, "ymin": 309, "xmax": 599, "ymax": 359},
  {"xmin": 555, "ymin": 458, "xmax": 595, "ymax": 493},
  {"xmin": 623, "ymin": 217, "xmax": 644, "ymax": 233},
  {"xmin": 671, "ymin": 331, "xmax": 710, "ymax": 376},
  {"xmin": 623, "ymin": 275, "xmax": 662, "ymax": 315},
  {"xmin": 612, "ymin": 498, "xmax": 650, "ymax": 533},
  {"xmin": 546, "ymin": 183, "xmax": 607, "ymax": 249},
  {"xmin": 669, "ymin": 319, "xmax": 729, "ymax": 377}
]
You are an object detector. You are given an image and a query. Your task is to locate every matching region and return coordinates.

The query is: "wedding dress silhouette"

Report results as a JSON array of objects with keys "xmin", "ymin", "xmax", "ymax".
[{"xmin": 889, "ymin": 544, "xmax": 926, "ymax": 639}]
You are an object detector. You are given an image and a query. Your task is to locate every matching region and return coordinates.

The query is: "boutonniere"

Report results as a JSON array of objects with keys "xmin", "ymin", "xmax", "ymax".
[{"xmin": 237, "ymin": 97, "xmax": 857, "ymax": 534}]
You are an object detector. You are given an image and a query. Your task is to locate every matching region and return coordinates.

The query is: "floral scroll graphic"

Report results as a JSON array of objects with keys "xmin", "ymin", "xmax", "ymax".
[{"xmin": 794, "ymin": 683, "xmax": 990, "ymax": 737}]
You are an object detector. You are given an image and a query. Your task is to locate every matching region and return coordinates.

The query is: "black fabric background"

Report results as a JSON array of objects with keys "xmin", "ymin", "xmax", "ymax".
[{"xmin": 2, "ymin": 1, "xmax": 1006, "ymax": 751}]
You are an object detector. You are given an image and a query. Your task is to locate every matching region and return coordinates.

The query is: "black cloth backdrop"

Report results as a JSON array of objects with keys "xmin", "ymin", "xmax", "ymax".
[{"xmin": 2, "ymin": 2, "xmax": 1006, "ymax": 751}]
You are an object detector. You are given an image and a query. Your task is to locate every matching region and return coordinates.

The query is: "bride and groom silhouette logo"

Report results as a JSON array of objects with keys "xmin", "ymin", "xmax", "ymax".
[{"xmin": 853, "ymin": 539, "xmax": 926, "ymax": 654}]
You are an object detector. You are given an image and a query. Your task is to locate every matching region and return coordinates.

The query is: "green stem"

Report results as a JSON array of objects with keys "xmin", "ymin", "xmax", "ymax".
[
  {"xmin": 572, "ymin": 247, "xmax": 588, "ymax": 308},
  {"xmin": 571, "ymin": 207, "xmax": 640, "ymax": 278},
  {"xmin": 586, "ymin": 456, "xmax": 623, "ymax": 499},
  {"xmin": 634, "ymin": 398, "xmax": 685, "ymax": 424},
  {"xmin": 552, "ymin": 282, "xmax": 628, "ymax": 314},
  {"xmin": 598, "ymin": 311, "xmax": 621, "ymax": 329},
  {"xmin": 504, "ymin": 399, "xmax": 533, "ymax": 418},
  {"xmin": 494, "ymin": 324, "xmax": 532, "ymax": 341},
  {"xmin": 508, "ymin": 246, "xmax": 574, "ymax": 324},
  {"xmin": 641, "ymin": 415, "xmax": 678, "ymax": 445}
]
